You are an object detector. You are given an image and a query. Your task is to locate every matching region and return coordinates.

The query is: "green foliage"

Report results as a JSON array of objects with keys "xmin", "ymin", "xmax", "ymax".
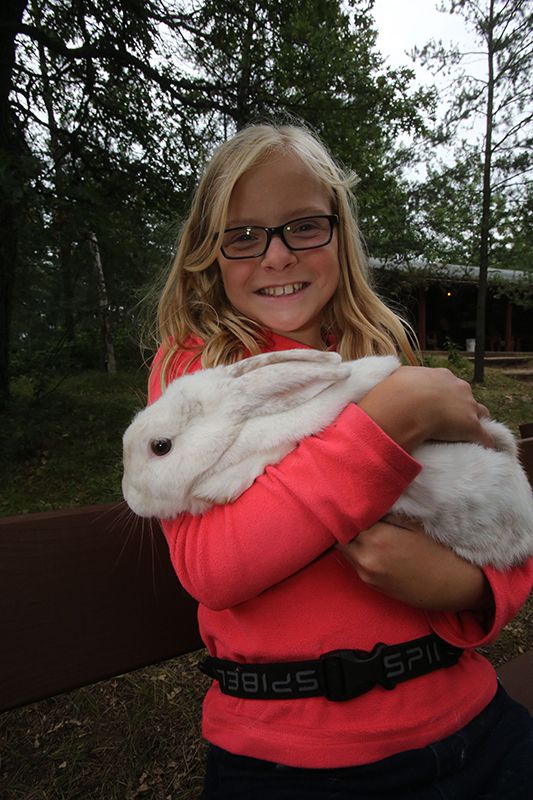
[
  {"xmin": 0, "ymin": 369, "xmax": 148, "ymax": 516},
  {"xmin": 3, "ymin": 0, "xmax": 532, "ymax": 399},
  {"xmin": 184, "ymin": 0, "xmax": 432, "ymax": 255},
  {"xmin": 491, "ymin": 273, "xmax": 533, "ymax": 309},
  {"xmin": 410, "ymin": 145, "xmax": 483, "ymax": 266},
  {"xmin": 492, "ymin": 187, "xmax": 533, "ymax": 273},
  {"xmin": 444, "ymin": 336, "xmax": 468, "ymax": 368},
  {"xmin": 410, "ymin": 2, "xmax": 533, "ymax": 267},
  {"xmin": 4, "ymin": 0, "xmax": 434, "ymax": 389},
  {"xmin": 6, "ymin": 0, "xmax": 199, "ymax": 392},
  {"xmin": 411, "ymin": 0, "xmax": 533, "ymax": 383}
]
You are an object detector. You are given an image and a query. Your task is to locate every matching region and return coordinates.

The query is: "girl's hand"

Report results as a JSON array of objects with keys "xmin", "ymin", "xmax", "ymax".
[
  {"xmin": 337, "ymin": 516, "xmax": 494, "ymax": 615},
  {"xmin": 358, "ymin": 366, "xmax": 492, "ymax": 453}
]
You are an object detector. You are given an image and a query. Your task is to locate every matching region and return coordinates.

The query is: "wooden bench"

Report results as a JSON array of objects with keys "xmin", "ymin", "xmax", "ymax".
[{"xmin": 1, "ymin": 429, "xmax": 532, "ymax": 715}]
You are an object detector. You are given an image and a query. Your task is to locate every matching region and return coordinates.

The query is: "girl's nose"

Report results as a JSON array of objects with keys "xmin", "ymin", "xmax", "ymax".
[{"xmin": 260, "ymin": 234, "xmax": 298, "ymax": 270}]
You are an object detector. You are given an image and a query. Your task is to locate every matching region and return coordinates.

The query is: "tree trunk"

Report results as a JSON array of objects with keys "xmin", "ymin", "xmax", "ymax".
[
  {"xmin": 0, "ymin": 0, "xmax": 29, "ymax": 401},
  {"xmin": 235, "ymin": 1, "xmax": 256, "ymax": 129},
  {"xmin": 0, "ymin": 176, "xmax": 16, "ymax": 402},
  {"xmin": 473, "ymin": 0, "xmax": 495, "ymax": 384},
  {"xmin": 33, "ymin": 1, "xmax": 76, "ymax": 348},
  {"xmin": 87, "ymin": 231, "xmax": 117, "ymax": 374}
]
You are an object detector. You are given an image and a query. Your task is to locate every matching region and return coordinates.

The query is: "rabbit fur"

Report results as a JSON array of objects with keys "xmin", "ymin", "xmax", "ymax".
[{"xmin": 122, "ymin": 349, "xmax": 533, "ymax": 569}]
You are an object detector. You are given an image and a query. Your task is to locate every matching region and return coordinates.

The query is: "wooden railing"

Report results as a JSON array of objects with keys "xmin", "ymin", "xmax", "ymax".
[
  {"xmin": 1, "ymin": 428, "xmax": 532, "ymax": 714},
  {"xmin": 0, "ymin": 504, "xmax": 201, "ymax": 712}
]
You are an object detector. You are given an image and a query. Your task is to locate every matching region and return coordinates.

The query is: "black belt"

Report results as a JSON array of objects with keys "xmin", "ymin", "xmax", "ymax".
[{"xmin": 200, "ymin": 634, "xmax": 463, "ymax": 702}]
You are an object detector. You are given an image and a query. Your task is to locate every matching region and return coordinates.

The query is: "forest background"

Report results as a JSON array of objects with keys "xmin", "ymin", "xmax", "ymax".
[{"xmin": 1, "ymin": 0, "xmax": 533, "ymax": 400}]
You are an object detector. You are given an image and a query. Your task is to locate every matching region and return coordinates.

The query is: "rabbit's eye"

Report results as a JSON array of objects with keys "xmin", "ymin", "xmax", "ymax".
[{"xmin": 150, "ymin": 438, "xmax": 172, "ymax": 456}]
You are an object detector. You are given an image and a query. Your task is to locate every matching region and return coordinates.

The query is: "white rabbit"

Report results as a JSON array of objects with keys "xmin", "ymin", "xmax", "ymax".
[{"xmin": 122, "ymin": 349, "xmax": 533, "ymax": 569}]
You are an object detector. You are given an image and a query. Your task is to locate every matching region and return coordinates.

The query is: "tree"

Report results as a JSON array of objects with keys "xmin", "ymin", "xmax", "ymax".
[
  {"xmin": 0, "ymin": 0, "xmax": 29, "ymax": 401},
  {"xmin": 411, "ymin": 145, "xmax": 484, "ymax": 266},
  {"xmin": 5, "ymin": 0, "xmax": 210, "ymax": 386},
  {"xmin": 183, "ymin": 0, "xmax": 433, "ymax": 255},
  {"xmin": 4, "ymin": 0, "xmax": 433, "ymax": 392},
  {"xmin": 416, "ymin": 0, "xmax": 533, "ymax": 381},
  {"xmin": 494, "ymin": 186, "xmax": 533, "ymax": 272},
  {"xmin": 2, "ymin": 0, "xmax": 221, "ymax": 394},
  {"xmin": 411, "ymin": 142, "xmax": 513, "ymax": 269}
]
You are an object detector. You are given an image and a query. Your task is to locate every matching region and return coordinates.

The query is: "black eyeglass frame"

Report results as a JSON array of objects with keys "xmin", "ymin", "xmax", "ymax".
[{"xmin": 220, "ymin": 214, "xmax": 339, "ymax": 260}]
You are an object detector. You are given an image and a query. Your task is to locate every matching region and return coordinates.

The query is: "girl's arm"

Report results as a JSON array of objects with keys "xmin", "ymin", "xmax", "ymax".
[
  {"xmin": 337, "ymin": 519, "xmax": 493, "ymax": 613},
  {"xmin": 429, "ymin": 558, "xmax": 533, "ymax": 648},
  {"xmin": 150, "ymin": 349, "xmax": 496, "ymax": 611},
  {"xmin": 353, "ymin": 367, "xmax": 532, "ymax": 638},
  {"xmin": 358, "ymin": 365, "xmax": 493, "ymax": 451},
  {"xmin": 338, "ymin": 518, "xmax": 533, "ymax": 646},
  {"xmin": 161, "ymin": 402, "xmax": 419, "ymax": 610}
]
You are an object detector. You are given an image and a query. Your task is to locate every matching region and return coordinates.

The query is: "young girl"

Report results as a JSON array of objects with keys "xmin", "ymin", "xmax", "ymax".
[{"xmin": 148, "ymin": 123, "xmax": 533, "ymax": 799}]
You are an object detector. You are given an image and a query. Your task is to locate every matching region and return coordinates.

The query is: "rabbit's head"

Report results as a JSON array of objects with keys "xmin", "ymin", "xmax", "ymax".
[{"xmin": 122, "ymin": 349, "xmax": 350, "ymax": 518}]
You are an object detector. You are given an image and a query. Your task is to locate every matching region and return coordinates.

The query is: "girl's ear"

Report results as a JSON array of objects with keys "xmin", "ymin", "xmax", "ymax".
[{"xmin": 230, "ymin": 353, "xmax": 351, "ymax": 417}]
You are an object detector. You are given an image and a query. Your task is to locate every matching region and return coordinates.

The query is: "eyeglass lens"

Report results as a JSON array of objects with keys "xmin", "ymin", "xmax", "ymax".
[{"xmin": 221, "ymin": 216, "xmax": 333, "ymax": 259}]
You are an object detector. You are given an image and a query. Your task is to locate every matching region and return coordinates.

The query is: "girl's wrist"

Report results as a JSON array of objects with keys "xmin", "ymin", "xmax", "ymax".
[
  {"xmin": 358, "ymin": 392, "xmax": 426, "ymax": 453},
  {"xmin": 358, "ymin": 365, "xmax": 492, "ymax": 452}
]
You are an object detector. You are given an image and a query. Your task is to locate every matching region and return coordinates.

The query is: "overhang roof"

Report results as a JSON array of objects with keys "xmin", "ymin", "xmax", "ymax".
[{"xmin": 369, "ymin": 257, "xmax": 531, "ymax": 284}]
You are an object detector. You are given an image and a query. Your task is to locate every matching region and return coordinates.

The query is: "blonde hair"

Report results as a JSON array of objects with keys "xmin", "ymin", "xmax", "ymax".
[{"xmin": 157, "ymin": 123, "xmax": 418, "ymax": 382}]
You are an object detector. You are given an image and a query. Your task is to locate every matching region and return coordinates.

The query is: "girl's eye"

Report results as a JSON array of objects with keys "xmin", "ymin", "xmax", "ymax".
[
  {"xmin": 225, "ymin": 227, "xmax": 259, "ymax": 243},
  {"xmin": 236, "ymin": 230, "xmax": 257, "ymax": 242},
  {"xmin": 294, "ymin": 222, "xmax": 316, "ymax": 232},
  {"xmin": 223, "ymin": 227, "xmax": 264, "ymax": 253},
  {"xmin": 289, "ymin": 218, "xmax": 324, "ymax": 236},
  {"xmin": 150, "ymin": 438, "xmax": 172, "ymax": 456}
]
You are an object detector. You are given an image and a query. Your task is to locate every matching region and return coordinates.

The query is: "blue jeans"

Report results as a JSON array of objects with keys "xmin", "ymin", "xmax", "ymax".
[{"xmin": 200, "ymin": 685, "xmax": 533, "ymax": 799}]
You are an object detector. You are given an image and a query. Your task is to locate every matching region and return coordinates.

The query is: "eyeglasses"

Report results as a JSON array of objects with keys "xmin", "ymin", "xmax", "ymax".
[{"xmin": 220, "ymin": 214, "xmax": 339, "ymax": 260}]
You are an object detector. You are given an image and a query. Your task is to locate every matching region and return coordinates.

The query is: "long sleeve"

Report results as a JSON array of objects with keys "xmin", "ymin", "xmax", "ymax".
[
  {"xmin": 161, "ymin": 403, "xmax": 420, "ymax": 609},
  {"xmin": 147, "ymin": 341, "xmax": 533, "ymax": 771},
  {"xmin": 427, "ymin": 557, "xmax": 533, "ymax": 648},
  {"xmin": 149, "ymin": 343, "xmax": 421, "ymax": 610}
]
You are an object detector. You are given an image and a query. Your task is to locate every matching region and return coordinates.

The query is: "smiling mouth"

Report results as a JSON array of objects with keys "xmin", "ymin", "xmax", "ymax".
[{"xmin": 257, "ymin": 282, "xmax": 309, "ymax": 297}]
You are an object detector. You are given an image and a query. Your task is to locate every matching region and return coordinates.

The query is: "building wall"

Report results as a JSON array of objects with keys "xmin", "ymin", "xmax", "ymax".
[{"xmin": 379, "ymin": 278, "xmax": 532, "ymax": 352}]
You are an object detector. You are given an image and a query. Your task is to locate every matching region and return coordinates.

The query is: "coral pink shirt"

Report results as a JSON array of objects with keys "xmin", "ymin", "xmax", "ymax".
[{"xmin": 149, "ymin": 333, "xmax": 533, "ymax": 769}]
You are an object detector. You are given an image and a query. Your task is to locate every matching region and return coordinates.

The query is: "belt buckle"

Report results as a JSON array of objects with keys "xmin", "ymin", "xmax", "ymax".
[{"xmin": 319, "ymin": 644, "xmax": 387, "ymax": 702}]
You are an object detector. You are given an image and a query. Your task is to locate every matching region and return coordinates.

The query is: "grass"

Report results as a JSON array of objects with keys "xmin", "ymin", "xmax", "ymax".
[
  {"xmin": 0, "ymin": 653, "xmax": 210, "ymax": 800},
  {"xmin": 0, "ymin": 370, "xmax": 148, "ymax": 516},
  {"xmin": 0, "ymin": 367, "xmax": 211, "ymax": 799},
  {"xmin": 421, "ymin": 353, "xmax": 533, "ymax": 435},
  {"xmin": 0, "ymin": 359, "xmax": 532, "ymax": 799}
]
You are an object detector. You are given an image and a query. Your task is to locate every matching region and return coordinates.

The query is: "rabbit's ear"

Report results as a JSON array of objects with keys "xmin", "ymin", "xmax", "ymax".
[
  {"xmin": 225, "ymin": 348, "xmax": 341, "ymax": 378},
  {"xmin": 232, "ymin": 357, "xmax": 351, "ymax": 416}
]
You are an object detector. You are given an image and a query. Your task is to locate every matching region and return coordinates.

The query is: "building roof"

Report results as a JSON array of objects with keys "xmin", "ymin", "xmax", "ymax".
[{"xmin": 369, "ymin": 257, "xmax": 531, "ymax": 284}]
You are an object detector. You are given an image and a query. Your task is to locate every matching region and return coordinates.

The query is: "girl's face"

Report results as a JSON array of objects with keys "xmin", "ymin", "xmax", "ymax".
[{"xmin": 217, "ymin": 152, "xmax": 340, "ymax": 349}]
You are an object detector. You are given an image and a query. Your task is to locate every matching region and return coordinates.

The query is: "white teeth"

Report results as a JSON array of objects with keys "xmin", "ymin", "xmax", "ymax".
[{"xmin": 259, "ymin": 283, "xmax": 305, "ymax": 297}]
